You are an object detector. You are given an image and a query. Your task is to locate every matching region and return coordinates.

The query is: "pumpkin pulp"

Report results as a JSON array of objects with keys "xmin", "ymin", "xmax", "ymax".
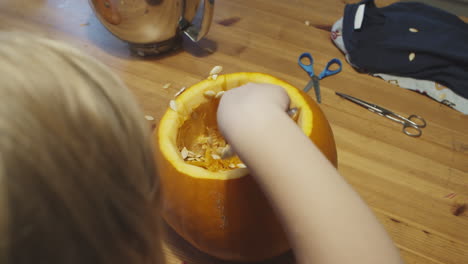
[{"xmin": 176, "ymin": 99, "xmax": 243, "ymax": 171}]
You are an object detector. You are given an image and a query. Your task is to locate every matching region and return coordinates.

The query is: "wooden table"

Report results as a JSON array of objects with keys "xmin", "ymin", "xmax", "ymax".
[{"xmin": 1, "ymin": 0, "xmax": 467, "ymax": 263}]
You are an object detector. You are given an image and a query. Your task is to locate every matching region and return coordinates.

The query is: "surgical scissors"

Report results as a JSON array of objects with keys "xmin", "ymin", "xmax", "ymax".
[{"xmin": 336, "ymin": 92, "xmax": 427, "ymax": 137}]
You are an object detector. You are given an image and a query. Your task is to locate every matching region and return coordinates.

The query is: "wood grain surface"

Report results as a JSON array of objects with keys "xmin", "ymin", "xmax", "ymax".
[{"xmin": 0, "ymin": 0, "xmax": 467, "ymax": 263}]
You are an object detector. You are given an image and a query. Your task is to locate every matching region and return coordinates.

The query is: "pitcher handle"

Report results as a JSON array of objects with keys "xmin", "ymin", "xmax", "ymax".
[{"xmin": 180, "ymin": 0, "xmax": 214, "ymax": 42}]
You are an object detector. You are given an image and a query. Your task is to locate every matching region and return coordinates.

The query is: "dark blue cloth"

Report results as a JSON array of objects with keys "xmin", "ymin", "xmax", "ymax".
[{"xmin": 342, "ymin": 0, "xmax": 468, "ymax": 99}]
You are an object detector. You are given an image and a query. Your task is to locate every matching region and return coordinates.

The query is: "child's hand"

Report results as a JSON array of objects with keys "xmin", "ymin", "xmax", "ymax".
[{"xmin": 217, "ymin": 83, "xmax": 290, "ymax": 135}]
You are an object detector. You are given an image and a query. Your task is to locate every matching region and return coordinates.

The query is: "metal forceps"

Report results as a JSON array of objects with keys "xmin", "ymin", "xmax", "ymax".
[
  {"xmin": 336, "ymin": 92, "xmax": 427, "ymax": 137},
  {"xmin": 298, "ymin": 52, "xmax": 342, "ymax": 103}
]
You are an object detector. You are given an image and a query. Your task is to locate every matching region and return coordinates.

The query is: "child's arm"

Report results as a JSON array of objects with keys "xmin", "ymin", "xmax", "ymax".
[{"xmin": 217, "ymin": 83, "xmax": 404, "ymax": 264}]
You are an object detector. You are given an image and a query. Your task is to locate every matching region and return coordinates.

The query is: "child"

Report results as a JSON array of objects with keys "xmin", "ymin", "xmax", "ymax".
[
  {"xmin": 0, "ymin": 32, "xmax": 403, "ymax": 264},
  {"xmin": 0, "ymin": 32, "xmax": 162, "ymax": 264}
]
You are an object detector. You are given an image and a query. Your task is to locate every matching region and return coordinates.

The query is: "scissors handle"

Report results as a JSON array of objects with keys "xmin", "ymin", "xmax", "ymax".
[
  {"xmin": 318, "ymin": 58, "xmax": 342, "ymax": 79},
  {"xmin": 403, "ymin": 123, "xmax": 422, "ymax": 137},
  {"xmin": 298, "ymin": 52, "xmax": 315, "ymax": 77},
  {"xmin": 401, "ymin": 115, "xmax": 426, "ymax": 137},
  {"xmin": 407, "ymin": 114, "xmax": 426, "ymax": 128}
]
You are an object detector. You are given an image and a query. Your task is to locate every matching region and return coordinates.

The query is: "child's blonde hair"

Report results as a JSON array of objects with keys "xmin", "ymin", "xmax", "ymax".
[{"xmin": 0, "ymin": 32, "xmax": 162, "ymax": 264}]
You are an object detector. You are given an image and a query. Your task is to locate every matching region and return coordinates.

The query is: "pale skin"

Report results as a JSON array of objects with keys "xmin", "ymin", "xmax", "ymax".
[{"xmin": 217, "ymin": 83, "xmax": 404, "ymax": 264}]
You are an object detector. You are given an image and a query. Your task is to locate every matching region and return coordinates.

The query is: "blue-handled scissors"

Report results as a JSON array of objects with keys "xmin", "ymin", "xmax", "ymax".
[{"xmin": 298, "ymin": 52, "xmax": 342, "ymax": 103}]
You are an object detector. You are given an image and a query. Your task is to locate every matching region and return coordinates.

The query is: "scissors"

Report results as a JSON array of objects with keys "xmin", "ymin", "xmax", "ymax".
[
  {"xmin": 336, "ymin": 92, "xmax": 427, "ymax": 137},
  {"xmin": 298, "ymin": 52, "xmax": 342, "ymax": 103}
]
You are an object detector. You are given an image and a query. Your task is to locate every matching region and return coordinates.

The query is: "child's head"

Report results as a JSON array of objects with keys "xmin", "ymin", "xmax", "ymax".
[{"xmin": 0, "ymin": 32, "xmax": 162, "ymax": 264}]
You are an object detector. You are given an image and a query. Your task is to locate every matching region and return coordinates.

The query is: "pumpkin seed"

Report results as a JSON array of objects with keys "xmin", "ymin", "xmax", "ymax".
[
  {"xmin": 169, "ymin": 100, "xmax": 177, "ymax": 111},
  {"xmin": 209, "ymin": 65, "xmax": 223, "ymax": 76},
  {"xmin": 221, "ymin": 145, "xmax": 235, "ymax": 159},
  {"xmin": 162, "ymin": 83, "xmax": 171, "ymax": 89},
  {"xmin": 304, "ymin": 20, "xmax": 311, "ymax": 26},
  {"xmin": 204, "ymin": 90, "xmax": 216, "ymax": 98},
  {"xmin": 237, "ymin": 163, "xmax": 247, "ymax": 168},
  {"xmin": 174, "ymin": 86, "xmax": 187, "ymax": 97},
  {"xmin": 215, "ymin": 91, "xmax": 225, "ymax": 99},
  {"xmin": 211, "ymin": 74, "xmax": 218, "ymax": 80},
  {"xmin": 204, "ymin": 47, "xmax": 214, "ymax": 53},
  {"xmin": 409, "ymin": 52, "xmax": 415, "ymax": 62},
  {"xmin": 144, "ymin": 115, "xmax": 154, "ymax": 121},
  {"xmin": 216, "ymin": 147, "xmax": 224, "ymax": 155},
  {"xmin": 229, "ymin": 164, "xmax": 236, "ymax": 169},
  {"xmin": 211, "ymin": 154, "xmax": 221, "ymax": 160},
  {"xmin": 409, "ymin": 28, "xmax": 419, "ymax": 32},
  {"xmin": 181, "ymin": 147, "xmax": 189, "ymax": 159}
]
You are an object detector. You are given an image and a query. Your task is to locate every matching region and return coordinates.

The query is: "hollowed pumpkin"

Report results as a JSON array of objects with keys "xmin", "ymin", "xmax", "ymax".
[{"xmin": 154, "ymin": 72, "xmax": 337, "ymax": 262}]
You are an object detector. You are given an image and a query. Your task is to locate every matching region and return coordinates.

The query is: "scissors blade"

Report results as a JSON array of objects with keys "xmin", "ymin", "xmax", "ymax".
[
  {"xmin": 312, "ymin": 77, "xmax": 321, "ymax": 103},
  {"xmin": 303, "ymin": 79, "xmax": 315, "ymax": 93},
  {"xmin": 336, "ymin": 92, "xmax": 381, "ymax": 112}
]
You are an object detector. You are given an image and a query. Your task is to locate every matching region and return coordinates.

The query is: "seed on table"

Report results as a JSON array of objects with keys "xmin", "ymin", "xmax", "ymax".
[
  {"xmin": 204, "ymin": 47, "xmax": 214, "ymax": 53},
  {"xmin": 144, "ymin": 115, "xmax": 154, "ymax": 121},
  {"xmin": 174, "ymin": 86, "xmax": 187, "ymax": 97},
  {"xmin": 409, "ymin": 52, "xmax": 416, "ymax": 62},
  {"xmin": 409, "ymin": 28, "xmax": 419, "ymax": 32},
  {"xmin": 304, "ymin": 20, "xmax": 311, "ymax": 26},
  {"xmin": 209, "ymin": 65, "xmax": 223, "ymax": 76},
  {"xmin": 162, "ymin": 83, "xmax": 171, "ymax": 89}
]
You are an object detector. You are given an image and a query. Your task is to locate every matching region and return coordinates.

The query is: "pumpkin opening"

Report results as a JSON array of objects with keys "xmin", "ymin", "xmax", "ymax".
[
  {"xmin": 176, "ymin": 98, "xmax": 243, "ymax": 171},
  {"xmin": 176, "ymin": 95, "xmax": 302, "ymax": 172},
  {"xmin": 159, "ymin": 73, "xmax": 315, "ymax": 180}
]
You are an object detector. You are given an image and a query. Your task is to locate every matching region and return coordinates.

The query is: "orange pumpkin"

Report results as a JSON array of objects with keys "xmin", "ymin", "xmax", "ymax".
[{"xmin": 154, "ymin": 73, "xmax": 337, "ymax": 262}]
